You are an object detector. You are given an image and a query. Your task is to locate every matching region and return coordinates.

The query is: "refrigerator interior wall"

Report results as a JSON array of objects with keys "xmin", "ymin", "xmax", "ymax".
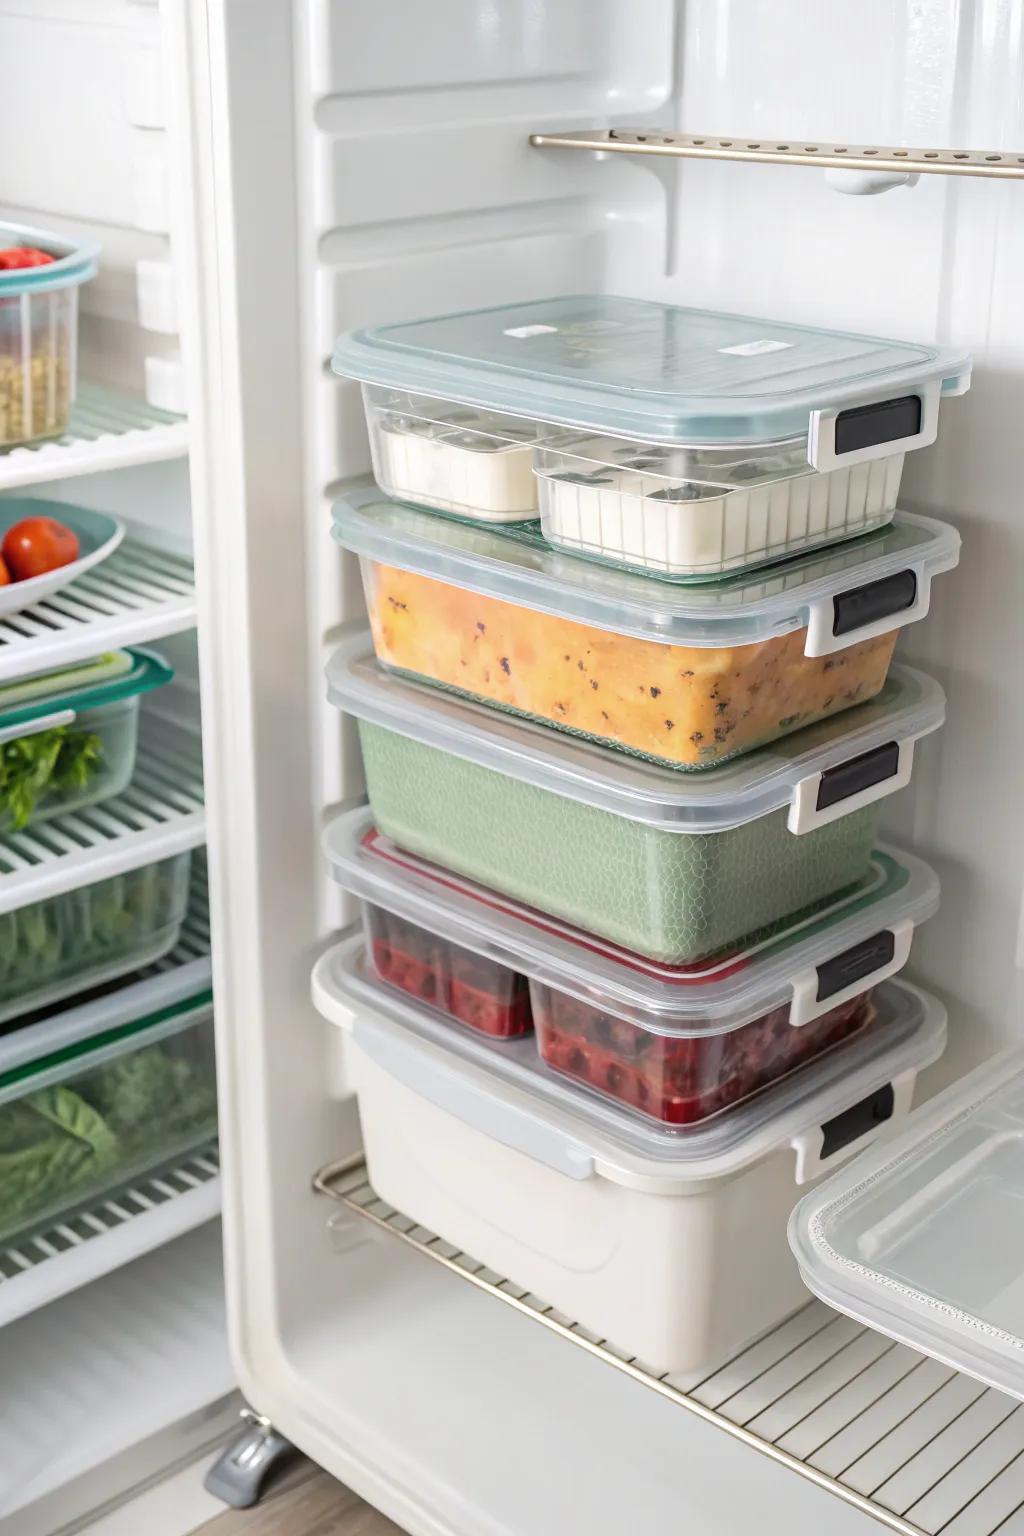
[
  {"xmin": 0, "ymin": 0, "xmax": 182, "ymax": 398},
  {"xmin": 174, "ymin": 1, "xmax": 1024, "ymax": 1532}
]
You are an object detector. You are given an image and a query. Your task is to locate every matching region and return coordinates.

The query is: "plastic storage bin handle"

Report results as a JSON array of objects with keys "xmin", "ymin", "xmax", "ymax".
[
  {"xmin": 351, "ymin": 1017, "xmax": 596, "ymax": 1180},
  {"xmin": 0, "ymin": 708, "xmax": 76, "ymax": 747},
  {"xmin": 790, "ymin": 1068, "xmax": 917, "ymax": 1184},
  {"xmin": 803, "ymin": 565, "xmax": 931, "ymax": 658},
  {"xmin": 787, "ymin": 736, "xmax": 916, "ymax": 835},
  {"xmin": 788, "ymin": 917, "xmax": 915, "ymax": 1027},
  {"xmin": 808, "ymin": 377, "xmax": 941, "ymax": 473}
]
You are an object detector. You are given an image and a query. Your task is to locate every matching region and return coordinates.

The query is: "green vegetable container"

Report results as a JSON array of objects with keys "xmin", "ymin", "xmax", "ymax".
[
  {"xmin": 0, "ymin": 649, "xmax": 172, "ymax": 831},
  {"xmin": 0, "ymin": 853, "xmax": 192, "ymax": 1024},
  {"xmin": 330, "ymin": 639, "xmax": 946, "ymax": 964},
  {"xmin": 0, "ymin": 994, "xmax": 216, "ymax": 1246}
]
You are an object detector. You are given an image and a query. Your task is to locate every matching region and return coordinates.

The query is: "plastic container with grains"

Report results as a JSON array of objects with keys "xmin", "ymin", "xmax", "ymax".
[
  {"xmin": 0, "ymin": 223, "xmax": 98, "ymax": 449},
  {"xmin": 328, "ymin": 636, "xmax": 944, "ymax": 964},
  {"xmin": 325, "ymin": 805, "xmax": 939, "ymax": 1125},
  {"xmin": 335, "ymin": 490, "xmax": 958, "ymax": 772},
  {"xmin": 314, "ymin": 931, "xmax": 946, "ymax": 1374},
  {"xmin": 333, "ymin": 294, "xmax": 970, "ymax": 573}
]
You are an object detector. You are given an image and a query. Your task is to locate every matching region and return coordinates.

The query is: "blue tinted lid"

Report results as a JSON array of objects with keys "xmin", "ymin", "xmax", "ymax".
[
  {"xmin": 0, "ymin": 221, "xmax": 99, "ymax": 295},
  {"xmin": 333, "ymin": 295, "xmax": 972, "ymax": 446}
]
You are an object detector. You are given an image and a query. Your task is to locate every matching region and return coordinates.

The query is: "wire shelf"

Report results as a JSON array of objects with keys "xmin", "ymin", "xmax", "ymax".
[
  {"xmin": 0, "ymin": 1142, "xmax": 220, "ymax": 1327},
  {"xmin": 315, "ymin": 1156, "xmax": 1024, "ymax": 1536},
  {"xmin": 0, "ymin": 539, "xmax": 196, "ymax": 683},
  {"xmin": 0, "ymin": 383, "xmax": 189, "ymax": 492}
]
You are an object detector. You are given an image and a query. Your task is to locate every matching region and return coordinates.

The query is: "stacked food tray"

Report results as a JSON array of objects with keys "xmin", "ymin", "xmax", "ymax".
[{"xmin": 322, "ymin": 293, "xmax": 970, "ymax": 1372}]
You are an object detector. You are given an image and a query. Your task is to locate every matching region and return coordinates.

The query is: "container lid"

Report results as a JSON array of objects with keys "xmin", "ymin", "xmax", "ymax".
[
  {"xmin": 0, "ymin": 649, "xmax": 172, "ymax": 733},
  {"xmin": 326, "ymin": 804, "xmax": 939, "ymax": 1036},
  {"xmin": 315, "ymin": 933, "xmax": 946, "ymax": 1190},
  {"xmin": 333, "ymin": 295, "xmax": 971, "ymax": 447},
  {"xmin": 0, "ymin": 221, "xmax": 99, "ymax": 295},
  {"xmin": 791, "ymin": 1051, "xmax": 1024, "ymax": 1399},
  {"xmin": 333, "ymin": 489, "xmax": 960, "ymax": 653},
  {"xmin": 329, "ymin": 638, "xmax": 945, "ymax": 835},
  {"xmin": 0, "ymin": 995, "xmax": 211, "ymax": 1106}
]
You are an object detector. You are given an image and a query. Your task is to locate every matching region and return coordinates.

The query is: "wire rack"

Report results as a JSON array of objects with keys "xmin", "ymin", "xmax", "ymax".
[
  {"xmin": 0, "ymin": 1142, "xmax": 220, "ymax": 1326},
  {"xmin": 0, "ymin": 540, "xmax": 196, "ymax": 682},
  {"xmin": 315, "ymin": 1156, "xmax": 1024, "ymax": 1536},
  {"xmin": 0, "ymin": 384, "xmax": 189, "ymax": 492}
]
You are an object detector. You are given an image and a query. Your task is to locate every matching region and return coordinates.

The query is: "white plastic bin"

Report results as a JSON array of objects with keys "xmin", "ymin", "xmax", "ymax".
[
  {"xmin": 314, "ymin": 934, "xmax": 946, "ymax": 1375},
  {"xmin": 333, "ymin": 295, "xmax": 970, "ymax": 574}
]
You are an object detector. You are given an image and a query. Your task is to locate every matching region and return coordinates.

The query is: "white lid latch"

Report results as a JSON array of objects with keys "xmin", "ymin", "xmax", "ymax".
[{"xmin": 788, "ymin": 736, "xmax": 916, "ymax": 834}]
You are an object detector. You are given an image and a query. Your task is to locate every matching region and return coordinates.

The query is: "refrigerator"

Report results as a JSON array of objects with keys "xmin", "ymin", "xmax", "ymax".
[{"xmin": 3, "ymin": 1, "xmax": 1024, "ymax": 1533}]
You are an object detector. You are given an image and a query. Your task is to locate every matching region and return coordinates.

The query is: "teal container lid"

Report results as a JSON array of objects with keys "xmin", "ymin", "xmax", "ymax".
[
  {"xmin": 333, "ymin": 295, "xmax": 972, "ymax": 446},
  {"xmin": 0, "ymin": 649, "xmax": 172, "ymax": 729},
  {"xmin": 0, "ymin": 221, "xmax": 99, "ymax": 296}
]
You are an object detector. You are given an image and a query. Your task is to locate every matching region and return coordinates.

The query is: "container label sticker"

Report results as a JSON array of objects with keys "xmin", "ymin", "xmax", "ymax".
[
  {"xmin": 503, "ymin": 324, "xmax": 559, "ymax": 338},
  {"xmin": 719, "ymin": 338, "xmax": 795, "ymax": 356}
]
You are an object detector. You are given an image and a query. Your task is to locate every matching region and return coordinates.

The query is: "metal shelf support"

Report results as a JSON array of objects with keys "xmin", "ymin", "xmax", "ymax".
[{"xmin": 529, "ymin": 129, "xmax": 1024, "ymax": 179}]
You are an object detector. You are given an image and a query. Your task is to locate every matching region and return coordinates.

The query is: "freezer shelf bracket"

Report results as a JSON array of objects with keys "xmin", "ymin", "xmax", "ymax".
[
  {"xmin": 529, "ymin": 129, "xmax": 1024, "ymax": 180},
  {"xmin": 314, "ymin": 1156, "xmax": 1024, "ymax": 1536}
]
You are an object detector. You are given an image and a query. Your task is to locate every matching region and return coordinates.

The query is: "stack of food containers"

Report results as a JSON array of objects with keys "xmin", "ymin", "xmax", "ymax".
[{"xmin": 323, "ymin": 295, "xmax": 970, "ymax": 1371}]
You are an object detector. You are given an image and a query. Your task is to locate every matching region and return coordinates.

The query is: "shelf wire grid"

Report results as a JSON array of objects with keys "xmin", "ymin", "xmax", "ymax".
[
  {"xmin": 0, "ymin": 383, "xmax": 188, "ymax": 492},
  {"xmin": 0, "ymin": 540, "xmax": 196, "ymax": 682},
  {"xmin": 315, "ymin": 1155, "xmax": 1024, "ymax": 1536}
]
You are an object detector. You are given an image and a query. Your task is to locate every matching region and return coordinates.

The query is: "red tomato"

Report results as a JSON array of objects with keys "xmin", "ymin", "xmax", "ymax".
[
  {"xmin": 2, "ymin": 518, "xmax": 80, "ymax": 582},
  {"xmin": 0, "ymin": 557, "xmax": 10, "ymax": 587},
  {"xmin": 0, "ymin": 247, "xmax": 55, "ymax": 270}
]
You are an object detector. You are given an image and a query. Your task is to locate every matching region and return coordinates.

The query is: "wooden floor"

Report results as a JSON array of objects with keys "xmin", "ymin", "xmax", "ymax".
[{"xmin": 192, "ymin": 1455, "xmax": 405, "ymax": 1536}]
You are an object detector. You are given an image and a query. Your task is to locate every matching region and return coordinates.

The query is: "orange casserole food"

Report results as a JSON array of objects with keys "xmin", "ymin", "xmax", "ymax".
[{"xmin": 364, "ymin": 561, "xmax": 898, "ymax": 769}]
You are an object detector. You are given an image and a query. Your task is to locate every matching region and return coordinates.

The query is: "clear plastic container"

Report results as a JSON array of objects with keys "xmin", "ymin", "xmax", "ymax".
[
  {"xmin": 335, "ymin": 490, "xmax": 959, "ymax": 770},
  {"xmin": 333, "ymin": 295, "xmax": 970, "ymax": 564},
  {"xmin": 534, "ymin": 430, "xmax": 906, "ymax": 580},
  {"xmin": 315, "ymin": 931, "xmax": 946, "ymax": 1373},
  {"xmin": 0, "ymin": 223, "xmax": 99, "ymax": 449},
  {"xmin": 0, "ymin": 648, "xmax": 172, "ymax": 831},
  {"xmin": 0, "ymin": 997, "xmax": 216, "ymax": 1245},
  {"xmin": 791, "ymin": 1050, "xmax": 1024, "ymax": 1402},
  {"xmin": 362, "ymin": 387, "xmax": 543, "ymax": 522},
  {"xmin": 328, "ymin": 637, "xmax": 945, "ymax": 963},
  {"xmin": 326, "ymin": 806, "xmax": 938, "ymax": 1126},
  {"xmin": 0, "ymin": 854, "xmax": 192, "ymax": 1025},
  {"xmin": 363, "ymin": 900, "xmax": 532, "ymax": 1038}
]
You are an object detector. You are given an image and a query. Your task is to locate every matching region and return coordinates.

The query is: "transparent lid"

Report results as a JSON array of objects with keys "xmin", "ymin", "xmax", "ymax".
[
  {"xmin": 320, "ymin": 931, "xmax": 947, "ymax": 1185},
  {"xmin": 0, "ymin": 220, "xmax": 99, "ymax": 294},
  {"xmin": 0, "ymin": 649, "xmax": 172, "ymax": 729},
  {"xmin": 791, "ymin": 1052, "xmax": 1024, "ymax": 1399},
  {"xmin": 333, "ymin": 295, "xmax": 971, "ymax": 446},
  {"xmin": 333, "ymin": 489, "xmax": 961, "ymax": 649},
  {"xmin": 325, "ymin": 805, "xmax": 939, "ymax": 1037},
  {"xmin": 328, "ymin": 639, "xmax": 945, "ymax": 834}
]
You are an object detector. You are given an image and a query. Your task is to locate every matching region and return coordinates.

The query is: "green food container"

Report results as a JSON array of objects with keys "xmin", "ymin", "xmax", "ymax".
[
  {"xmin": 0, "ymin": 648, "xmax": 172, "ymax": 831},
  {"xmin": 0, "ymin": 992, "xmax": 216, "ymax": 1245},
  {"xmin": 329, "ymin": 639, "xmax": 945, "ymax": 964}
]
